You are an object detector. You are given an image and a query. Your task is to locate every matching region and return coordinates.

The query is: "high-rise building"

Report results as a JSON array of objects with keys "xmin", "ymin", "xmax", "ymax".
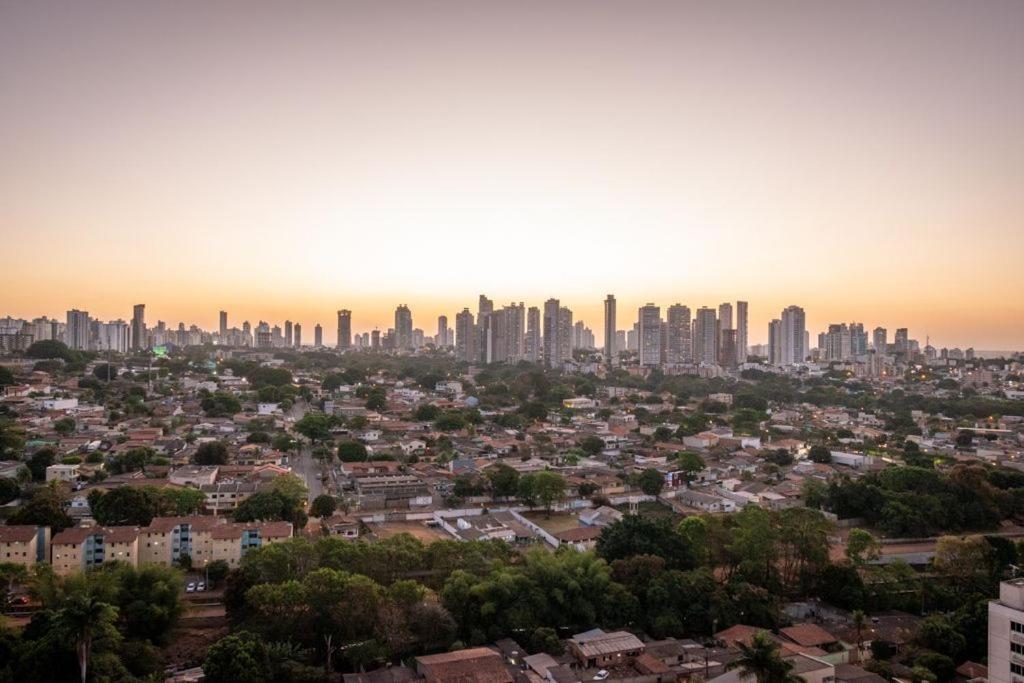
[
  {"xmin": 603, "ymin": 295, "xmax": 617, "ymax": 365},
  {"xmin": 437, "ymin": 315, "xmax": 449, "ymax": 347},
  {"xmin": 780, "ymin": 305, "xmax": 806, "ymax": 365},
  {"xmin": 284, "ymin": 320, "xmax": 293, "ymax": 347},
  {"xmin": 131, "ymin": 304, "xmax": 146, "ymax": 350},
  {"xmin": 849, "ymin": 322, "xmax": 867, "ymax": 356},
  {"xmin": 371, "ymin": 329, "xmax": 381, "ymax": 349},
  {"xmin": 717, "ymin": 302, "xmax": 733, "ymax": 362},
  {"xmin": 638, "ymin": 304, "xmax": 662, "ymax": 367},
  {"xmin": 988, "ymin": 579, "xmax": 1024, "ymax": 683},
  {"xmin": 720, "ymin": 329, "xmax": 739, "ymax": 369},
  {"xmin": 823, "ymin": 323, "xmax": 852, "ymax": 361},
  {"xmin": 693, "ymin": 307, "xmax": 717, "ymax": 365},
  {"xmin": 293, "ymin": 324, "xmax": 302, "ymax": 348},
  {"xmin": 736, "ymin": 301, "xmax": 748, "ymax": 363},
  {"xmin": 95, "ymin": 320, "xmax": 130, "ymax": 353},
  {"xmin": 476, "ymin": 295, "xmax": 494, "ymax": 363},
  {"xmin": 768, "ymin": 319, "xmax": 782, "ymax": 365},
  {"xmin": 543, "ymin": 299, "xmax": 561, "ymax": 368},
  {"xmin": 525, "ymin": 307, "xmax": 541, "ymax": 363},
  {"xmin": 873, "ymin": 327, "xmax": 887, "ymax": 353},
  {"xmin": 219, "ymin": 311, "xmax": 228, "ymax": 340},
  {"xmin": 505, "ymin": 303, "xmax": 525, "ymax": 362},
  {"xmin": 615, "ymin": 330, "xmax": 626, "ymax": 356},
  {"xmin": 65, "ymin": 309, "xmax": 91, "ymax": 350},
  {"xmin": 394, "ymin": 306, "xmax": 413, "ymax": 350},
  {"xmin": 337, "ymin": 310, "xmax": 352, "ymax": 350},
  {"xmin": 894, "ymin": 328, "xmax": 909, "ymax": 355},
  {"xmin": 314, "ymin": 324, "xmax": 323, "ymax": 348},
  {"xmin": 558, "ymin": 307, "xmax": 573, "ymax": 364},
  {"xmin": 484, "ymin": 309, "xmax": 507, "ymax": 363},
  {"xmin": 666, "ymin": 304, "xmax": 691, "ymax": 364},
  {"xmin": 455, "ymin": 308, "xmax": 475, "ymax": 362}
]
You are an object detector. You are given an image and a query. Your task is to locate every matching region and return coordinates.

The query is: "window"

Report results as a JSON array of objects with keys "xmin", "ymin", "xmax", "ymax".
[
  {"xmin": 1013, "ymin": 642, "xmax": 1024, "ymax": 655},
  {"xmin": 1011, "ymin": 663, "xmax": 1024, "ymax": 676},
  {"xmin": 1014, "ymin": 621, "xmax": 1024, "ymax": 634}
]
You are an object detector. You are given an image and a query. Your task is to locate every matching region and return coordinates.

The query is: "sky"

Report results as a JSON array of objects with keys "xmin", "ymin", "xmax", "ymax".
[{"xmin": 1, "ymin": 1, "xmax": 1022, "ymax": 349}]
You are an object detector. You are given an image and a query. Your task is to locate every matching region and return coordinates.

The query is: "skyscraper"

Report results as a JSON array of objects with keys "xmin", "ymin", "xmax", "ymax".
[
  {"xmin": 293, "ymin": 323, "xmax": 302, "ymax": 348},
  {"xmin": 525, "ymin": 306, "xmax": 541, "ymax": 363},
  {"xmin": 314, "ymin": 324, "xmax": 323, "ymax": 348},
  {"xmin": 337, "ymin": 310, "xmax": 352, "ymax": 350},
  {"xmin": 693, "ymin": 307, "xmax": 717, "ymax": 365},
  {"xmin": 543, "ymin": 299, "xmax": 560, "ymax": 368},
  {"xmin": 780, "ymin": 305, "xmax": 806, "ymax": 365},
  {"xmin": 437, "ymin": 315, "xmax": 449, "ymax": 347},
  {"xmin": 603, "ymin": 295, "xmax": 617, "ymax": 365},
  {"xmin": 638, "ymin": 304, "xmax": 662, "ymax": 367},
  {"xmin": 873, "ymin": 327, "xmax": 888, "ymax": 353},
  {"xmin": 219, "ymin": 310, "xmax": 228, "ymax": 340},
  {"xmin": 720, "ymin": 329, "xmax": 739, "ymax": 369},
  {"xmin": 717, "ymin": 302, "xmax": 733, "ymax": 362},
  {"xmin": 394, "ymin": 305, "xmax": 413, "ymax": 350},
  {"xmin": 736, "ymin": 301, "xmax": 748, "ymax": 363},
  {"xmin": 284, "ymin": 320, "xmax": 293, "ymax": 347},
  {"xmin": 455, "ymin": 308, "xmax": 475, "ymax": 362},
  {"xmin": 666, "ymin": 304, "xmax": 691, "ymax": 364},
  {"xmin": 558, "ymin": 307, "xmax": 573, "ymax": 364},
  {"xmin": 65, "ymin": 309, "xmax": 91, "ymax": 350},
  {"xmin": 895, "ymin": 328, "xmax": 909, "ymax": 355},
  {"xmin": 131, "ymin": 304, "xmax": 146, "ymax": 350},
  {"xmin": 768, "ymin": 319, "xmax": 782, "ymax": 364},
  {"xmin": 505, "ymin": 303, "xmax": 525, "ymax": 362}
]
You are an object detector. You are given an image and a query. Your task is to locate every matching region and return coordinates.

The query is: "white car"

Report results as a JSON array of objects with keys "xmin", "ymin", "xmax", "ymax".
[
  {"xmin": 186, "ymin": 582, "xmax": 196, "ymax": 593},
  {"xmin": 593, "ymin": 671, "xmax": 609, "ymax": 681},
  {"xmin": 197, "ymin": 582, "xmax": 206, "ymax": 592}
]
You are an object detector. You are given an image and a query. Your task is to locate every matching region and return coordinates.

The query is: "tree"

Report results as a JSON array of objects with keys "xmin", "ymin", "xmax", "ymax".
[
  {"xmin": 597, "ymin": 515, "xmax": 696, "ymax": 570},
  {"xmin": 294, "ymin": 412, "xmax": 332, "ymax": 443},
  {"xmin": 338, "ymin": 440, "xmax": 368, "ymax": 462},
  {"xmin": 636, "ymin": 468, "xmax": 665, "ymax": 496},
  {"xmin": 203, "ymin": 632, "xmax": 268, "ymax": 683},
  {"xmin": 8, "ymin": 485, "xmax": 73, "ymax": 531},
  {"xmin": 91, "ymin": 486, "xmax": 159, "ymax": 526},
  {"xmin": 207, "ymin": 559, "xmax": 231, "ymax": 587},
  {"xmin": 310, "ymin": 494, "xmax": 337, "ymax": 518},
  {"xmin": 528, "ymin": 471, "xmax": 566, "ymax": 517},
  {"xmin": 0, "ymin": 478, "xmax": 19, "ymax": 505},
  {"xmin": 54, "ymin": 417, "xmax": 76, "ymax": 436},
  {"xmin": 578, "ymin": 436, "xmax": 605, "ymax": 456},
  {"xmin": 158, "ymin": 487, "xmax": 206, "ymax": 516},
  {"xmin": 26, "ymin": 447, "xmax": 55, "ymax": 481},
  {"xmin": 727, "ymin": 630, "xmax": 801, "ymax": 683},
  {"xmin": 675, "ymin": 452, "xmax": 705, "ymax": 484},
  {"xmin": 486, "ymin": 463, "xmax": 520, "ymax": 500},
  {"xmin": 92, "ymin": 364, "xmax": 117, "ymax": 381},
  {"xmin": 201, "ymin": 392, "xmax": 242, "ymax": 417},
  {"xmin": 194, "ymin": 440, "xmax": 229, "ymax": 465},
  {"xmin": 807, "ymin": 445, "xmax": 832, "ymax": 464},
  {"xmin": 0, "ymin": 418, "xmax": 26, "ymax": 460},
  {"xmin": 26, "ymin": 339, "xmax": 77, "ymax": 361},
  {"xmin": 56, "ymin": 593, "xmax": 120, "ymax": 683},
  {"xmin": 0, "ymin": 366, "xmax": 15, "ymax": 388},
  {"xmin": 0, "ymin": 562, "xmax": 28, "ymax": 613},
  {"xmin": 846, "ymin": 528, "xmax": 881, "ymax": 565}
]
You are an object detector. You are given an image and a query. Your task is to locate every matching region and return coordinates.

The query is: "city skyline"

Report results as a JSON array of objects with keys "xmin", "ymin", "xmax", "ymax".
[
  {"xmin": 2, "ymin": 294, "xmax": 1015, "ymax": 354},
  {"xmin": 2, "ymin": 1, "xmax": 1024, "ymax": 350}
]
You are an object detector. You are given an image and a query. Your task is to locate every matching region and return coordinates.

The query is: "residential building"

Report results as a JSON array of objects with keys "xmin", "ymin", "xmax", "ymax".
[
  {"xmin": 604, "ymin": 294, "xmax": 617, "ymax": 365},
  {"xmin": 638, "ymin": 304, "xmax": 662, "ymax": 367},
  {"xmin": 694, "ymin": 306, "xmax": 717, "ymax": 365},
  {"xmin": 337, "ymin": 310, "xmax": 352, "ymax": 349}
]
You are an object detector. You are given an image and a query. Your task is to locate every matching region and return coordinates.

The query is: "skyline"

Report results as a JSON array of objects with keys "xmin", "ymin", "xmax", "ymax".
[
  {"xmin": 3, "ymin": 294, "xmax": 1016, "ymax": 353},
  {"xmin": 2, "ymin": 1, "xmax": 1024, "ymax": 348}
]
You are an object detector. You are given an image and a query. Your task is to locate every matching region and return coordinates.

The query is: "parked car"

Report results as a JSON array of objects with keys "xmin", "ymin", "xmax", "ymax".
[
  {"xmin": 197, "ymin": 582, "xmax": 206, "ymax": 592},
  {"xmin": 186, "ymin": 582, "xmax": 196, "ymax": 593}
]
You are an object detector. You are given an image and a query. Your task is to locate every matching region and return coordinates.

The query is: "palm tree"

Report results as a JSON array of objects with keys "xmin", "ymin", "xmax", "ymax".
[
  {"xmin": 56, "ymin": 593, "xmax": 119, "ymax": 683},
  {"xmin": 727, "ymin": 631, "xmax": 802, "ymax": 683}
]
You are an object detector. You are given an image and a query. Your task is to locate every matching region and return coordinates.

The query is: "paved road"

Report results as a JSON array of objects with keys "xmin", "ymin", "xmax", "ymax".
[{"xmin": 292, "ymin": 445, "xmax": 325, "ymax": 501}]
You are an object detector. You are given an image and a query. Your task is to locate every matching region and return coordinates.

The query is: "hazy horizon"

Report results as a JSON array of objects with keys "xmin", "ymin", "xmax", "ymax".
[{"xmin": 2, "ymin": 1, "xmax": 1022, "ymax": 349}]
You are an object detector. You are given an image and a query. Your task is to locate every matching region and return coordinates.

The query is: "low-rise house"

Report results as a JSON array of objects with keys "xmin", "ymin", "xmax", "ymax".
[
  {"xmin": 567, "ymin": 629, "xmax": 645, "ymax": 669},
  {"xmin": 45, "ymin": 463, "xmax": 80, "ymax": 483},
  {"xmin": 415, "ymin": 647, "xmax": 513, "ymax": 683},
  {"xmin": 0, "ymin": 525, "xmax": 49, "ymax": 567}
]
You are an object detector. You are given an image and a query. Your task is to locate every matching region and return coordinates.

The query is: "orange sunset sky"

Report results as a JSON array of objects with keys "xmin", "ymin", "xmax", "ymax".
[{"xmin": 1, "ymin": 1, "xmax": 1022, "ymax": 349}]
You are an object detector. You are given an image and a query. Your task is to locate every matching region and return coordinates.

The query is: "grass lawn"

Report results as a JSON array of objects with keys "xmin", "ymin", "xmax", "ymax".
[{"xmin": 614, "ymin": 500, "xmax": 682, "ymax": 522}]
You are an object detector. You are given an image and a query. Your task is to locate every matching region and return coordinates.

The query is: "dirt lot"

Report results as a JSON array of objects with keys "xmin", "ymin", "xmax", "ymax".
[
  {"xmin": 366, "ymin": 521, "xmax": 450, "ymax": 543},
  {"xmin": 522, "ymin": 510, "xmax": 583, "ymax": 534}
]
